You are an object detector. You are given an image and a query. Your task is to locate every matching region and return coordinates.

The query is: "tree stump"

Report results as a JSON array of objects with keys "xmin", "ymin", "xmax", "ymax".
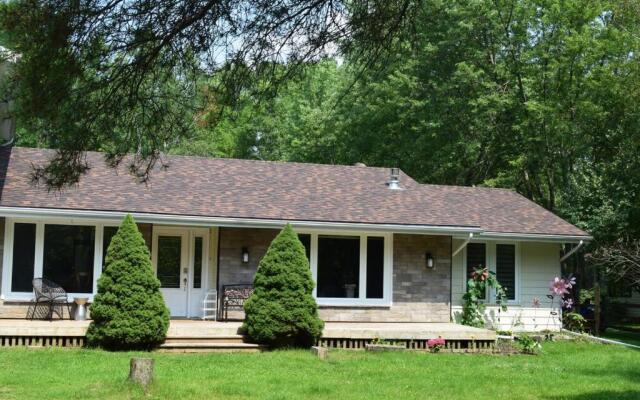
[
  {"xmin": 129, "ymin": 358, "xmax": 154, "ymax": 387},
  {"xmin": 311, "ymin": 346, "xmax": 328, "ymax": 360}
]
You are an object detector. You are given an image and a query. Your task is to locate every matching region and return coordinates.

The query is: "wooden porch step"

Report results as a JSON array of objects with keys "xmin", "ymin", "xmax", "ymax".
[
  {"xmin": 158, "ymin": 341, "xmax": 266, "ymax": 353},
  {"xmin": 163, "ymin": 335, "xmax": 246, "ymax": 344}
]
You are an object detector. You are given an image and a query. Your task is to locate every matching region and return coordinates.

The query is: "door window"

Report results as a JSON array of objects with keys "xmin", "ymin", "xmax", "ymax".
[{"xmin": 157, "ymin": 236, "xmax": 182, "ymax": 288}]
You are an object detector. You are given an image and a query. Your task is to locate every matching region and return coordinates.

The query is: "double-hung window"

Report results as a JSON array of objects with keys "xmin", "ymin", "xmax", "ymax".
[{"xmin": 297, "ymin": 231, "xmax": 392, "ymax": 306}]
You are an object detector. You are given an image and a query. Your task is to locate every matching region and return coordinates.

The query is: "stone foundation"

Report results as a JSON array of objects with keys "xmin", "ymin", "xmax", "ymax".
[{"xmin": 0, "ymin": 301, "xmax": 76, "ymax": 319}]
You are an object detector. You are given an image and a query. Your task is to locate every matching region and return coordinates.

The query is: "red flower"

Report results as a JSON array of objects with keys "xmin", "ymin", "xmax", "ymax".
[{"xmin": 472, "ymin": 268, "xmax": 489, "ymax": 281}]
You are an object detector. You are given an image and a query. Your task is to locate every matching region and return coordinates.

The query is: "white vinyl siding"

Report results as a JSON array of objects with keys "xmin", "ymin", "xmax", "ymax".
[{"xmin": 452, "ymin": 240, "xmax": 562, "ymax": 331}]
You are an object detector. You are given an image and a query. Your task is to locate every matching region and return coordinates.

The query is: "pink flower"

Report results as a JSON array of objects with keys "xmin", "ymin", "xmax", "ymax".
[
  {"xmin": 563, "ymin": 298, "xmax": 574, "ymax": 309},
  {"xmin": 472, "ymin": 268, "xmax": 489, "ymax": 282},
  {"xmin": 532, "ymin": 297, "xmax": 541, "ymax": 308},
  {"xmin": 565, "ymin": 275, "xmax": 576, "ymax": 289},
  {"xmin": 550, "ymin": 277, "xmax": 570, "ymax": 297},
  {"xmin": 427, "ymin": 337, "xmax": 446, "ymax": 347}
]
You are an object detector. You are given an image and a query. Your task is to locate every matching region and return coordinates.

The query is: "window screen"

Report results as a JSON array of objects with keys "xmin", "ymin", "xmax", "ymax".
[
  {"xmin": 496, "ymin": 244, "xmax": 516, "ymax": 300},
  {"xmin": 366, "ymin": 237, "xmax": 384, "ymax": 299},
  {"xmin": 11, "ymin": 223, "xmax": 36, "ymax": 292},
  {"xmin": 466, "ymin": 243, "xmax": 486, "ymax": 281},
  {"xmin": 317, "ymin": 236, "xmax": 360, "ymax": 298},
  {"xmin": 43, "ymin": 224, "xmax": 95, "ymax": 293}
]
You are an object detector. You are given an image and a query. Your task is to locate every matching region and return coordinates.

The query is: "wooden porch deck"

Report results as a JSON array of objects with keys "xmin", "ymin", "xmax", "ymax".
[{"xmin": 0, "ymin": 319, "xmax": 495, "ymax": 339}]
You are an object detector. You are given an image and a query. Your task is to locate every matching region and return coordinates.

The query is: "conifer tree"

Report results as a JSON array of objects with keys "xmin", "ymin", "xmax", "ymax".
[
  {"xmin": 87, "ymin": 215, "xmax": 169, "ymax": 350},
  {"xmin": 243, "ymin": 224, "xmax": 324, "ymax": 347}
]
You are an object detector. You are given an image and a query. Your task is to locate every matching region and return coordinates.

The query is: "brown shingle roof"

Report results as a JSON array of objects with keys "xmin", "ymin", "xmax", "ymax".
[{"xmin": 0, "ymin": 147, "xmax": 589, "ymax": 237}]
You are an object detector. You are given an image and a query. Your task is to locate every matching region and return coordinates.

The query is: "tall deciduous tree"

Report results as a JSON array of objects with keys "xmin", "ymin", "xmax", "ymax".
[{"xmin": 181, "ymin": 0, "xmax": 640, "ymax": 243}]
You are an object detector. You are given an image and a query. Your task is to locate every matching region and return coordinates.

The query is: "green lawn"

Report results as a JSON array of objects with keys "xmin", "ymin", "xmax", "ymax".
[
  {"xmin": 0, "ymin": 342, "xmax": 638, "ymax": 400},
  {"xmin": 602, "ymin": 327, "xmax": 640, "ymax": 347}
]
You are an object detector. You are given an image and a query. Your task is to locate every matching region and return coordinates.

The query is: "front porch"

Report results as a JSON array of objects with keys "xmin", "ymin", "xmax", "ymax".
[
  {"xmin": 0, "ymin": 319, "xmax": 496, "ymax": 351},
  {"xmin": 2, "ymin": 219, "xmax": 456, "ymax": 323}
]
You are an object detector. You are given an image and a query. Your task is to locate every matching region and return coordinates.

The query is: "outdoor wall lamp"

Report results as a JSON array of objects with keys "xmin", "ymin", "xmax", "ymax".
[
  {"xmin": 242, "ymin": 247, "xmax": 249, "ymax": 263},
  {"xmin": 425, "ymin": 252, "xmax": 435, "ymax": 269}
]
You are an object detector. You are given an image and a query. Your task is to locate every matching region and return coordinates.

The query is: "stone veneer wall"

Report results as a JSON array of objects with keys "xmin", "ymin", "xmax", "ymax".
[
  {"xmin": 218, "ymin": 227, "xmax": 279, "ymax": 290},
  {"xmin": 217, "ymin": 228, "xmax": 452, "ymax": 323}
]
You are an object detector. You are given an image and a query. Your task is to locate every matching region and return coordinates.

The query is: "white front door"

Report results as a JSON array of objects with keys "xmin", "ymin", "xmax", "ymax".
[
  {"xmin": 152, "ymin": 228, "xmax": 209, "ymax": 318},
  {"xmin": 154, "ymin": 230, "xmax": 188, "ymax": 316}
]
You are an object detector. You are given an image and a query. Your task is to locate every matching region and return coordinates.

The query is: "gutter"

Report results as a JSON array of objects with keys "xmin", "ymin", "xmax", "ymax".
[
  {"xmin": 452, "ymin": 232, "xmax": 473, "ymax": 257},
  {"xmin": 0, "ymin": 206, "xmax": 482, "ymax": 235},
  {"xmin": 0, "ymin": 206, "xmax": 593, "ymax": 242},
  {"xmin": 478, "ymin": 232, "xmax": 592, "ymax": 243},
  {"xmin": 559, "ymin": 240, "xmax": 585, "ymax": 262}
]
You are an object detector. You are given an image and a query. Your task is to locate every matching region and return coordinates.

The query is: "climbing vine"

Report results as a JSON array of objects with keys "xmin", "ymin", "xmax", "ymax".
[{"xmin": 461, "ymin": 267, "xmax": 508, "ymax": 328}]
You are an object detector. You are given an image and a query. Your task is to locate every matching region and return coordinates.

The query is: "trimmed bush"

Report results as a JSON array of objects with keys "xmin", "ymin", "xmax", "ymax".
[
  {"xmin": 87, "ymin": 215, "xmax": 169, "ymax": 350},
  {"xmin": 243, "ymin": 224, "xmax": 324, "ymax": 347}
]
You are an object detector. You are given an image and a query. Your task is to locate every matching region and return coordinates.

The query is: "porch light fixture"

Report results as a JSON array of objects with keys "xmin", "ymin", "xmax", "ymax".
[
  {"xmin": 241, "ymin": 247, "xmax": 249, "ymax": 263},
  {"xmin": 425, "ymin": 252, "xmax": 435, "ymax": 269}
]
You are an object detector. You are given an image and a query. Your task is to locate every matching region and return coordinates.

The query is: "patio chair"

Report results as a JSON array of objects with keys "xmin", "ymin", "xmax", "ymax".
[
  {"xmin": 29, "ymin": 278, "xmax": 72, "ymax": 321},
  {"xmin": 220, "ymin": 284, "xmax": 254, "ymax": 321}
]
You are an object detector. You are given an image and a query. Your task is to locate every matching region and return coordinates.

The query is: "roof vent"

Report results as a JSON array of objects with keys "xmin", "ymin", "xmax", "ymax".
[
  {"xmin": 354, "ymin": 162, "xmax": 366, "ymax": 167},
  {"xmin": 387, "ymin": 167, "xmax": 401, "ymax": 190}
]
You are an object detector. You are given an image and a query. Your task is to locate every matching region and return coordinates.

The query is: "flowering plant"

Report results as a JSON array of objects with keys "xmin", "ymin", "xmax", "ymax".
[
  {"xmin": 546, "ymin": 275, "xmax": 576, "ymax": 329},
  {"xmin": 427, "ymin": 337, "xmax": 446, "ymax": 353},
  {"xmin": 549, "ymin": 275, "xmax": 576, "ymax": 309},
  {"xmin": 461, "ymin": 267, "xmax": 508, "ymax": 328}
]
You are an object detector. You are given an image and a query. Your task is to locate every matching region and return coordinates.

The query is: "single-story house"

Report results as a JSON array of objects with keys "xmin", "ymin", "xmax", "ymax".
[{"xmin": 0, "ymin": 147, "xmax": 591, "ymax": 331}]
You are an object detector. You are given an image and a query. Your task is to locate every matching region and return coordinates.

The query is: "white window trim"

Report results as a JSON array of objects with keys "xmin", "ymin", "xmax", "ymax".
[
  {"xmin": 462, "ymin": 240, "xmax": 521, "ymax": 305},
  {"xmin": 1, "ymin": 217, "xmax": 120, "ymax": 302},
  {"xmin": 297, "ymin": 229, "xmax": 393, "ymax": 307}
]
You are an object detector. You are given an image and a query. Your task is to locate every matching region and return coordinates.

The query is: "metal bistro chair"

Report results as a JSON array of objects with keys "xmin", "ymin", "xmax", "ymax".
[{"xmin": 29, "ymin": 278, "xmax": 72, "ymax": 321}]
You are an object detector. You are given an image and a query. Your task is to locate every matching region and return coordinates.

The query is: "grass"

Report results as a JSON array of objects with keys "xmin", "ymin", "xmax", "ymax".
[
  {"xmin": 0, "ymin": 342, "xmax": 639, "ymax": 400},
  {"xmin": 602, "ymin": 326, "xmax": 640, "ymax": 347}
]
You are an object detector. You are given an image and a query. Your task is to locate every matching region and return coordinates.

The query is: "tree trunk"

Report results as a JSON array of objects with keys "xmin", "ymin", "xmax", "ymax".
[{"xmin": 129, "ymin": 358, "xmax": 154, "ymax": 387}]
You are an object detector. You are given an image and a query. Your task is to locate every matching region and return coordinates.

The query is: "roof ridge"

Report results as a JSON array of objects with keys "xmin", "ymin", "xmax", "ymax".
[{"xmin": 13, "ymin": 146, "xmax": 405, "ymax": 174}]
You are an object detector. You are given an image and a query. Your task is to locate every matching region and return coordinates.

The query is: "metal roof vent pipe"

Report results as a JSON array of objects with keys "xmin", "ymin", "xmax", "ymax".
[{"xmin": 387, "ymin": 167, "xmax": 402, "ymax": 190}]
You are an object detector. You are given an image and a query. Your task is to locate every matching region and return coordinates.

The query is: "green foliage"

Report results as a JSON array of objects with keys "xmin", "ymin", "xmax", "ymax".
[
  {"xmin": 370, "ymin": 337, "xmax": 390, "ymax": 345},
  {"xmin": 517, "ymin": 333, "xmax": 542, "ymax": 354},
  {"xmin": 0, "ymin": 0, "xmax": 415, "ymax": 188},
  {"xmin": 461, "ymin": 267, "xmax": 508, "ymax": 328},
  {"xmin": 175, "ymin": 0, "xmax": 640, "ymax": 246},
  {"xmin": 579, "ymin": 288, "xmax": 595, "ymax": 304},
  {"xmin": 563, "ymin": 312, "xmax": 587, "ymax": 333},
  {"xmin": 243, "ymin": 224, "xmax": 324, "ymax": 347},
  {"xmin": 4, "ymin": 0, "xmax": 640, "ymax": 246},
  {"xmin": 87, "ymin": 215, "xmax": 169, "ymax": 350}
]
